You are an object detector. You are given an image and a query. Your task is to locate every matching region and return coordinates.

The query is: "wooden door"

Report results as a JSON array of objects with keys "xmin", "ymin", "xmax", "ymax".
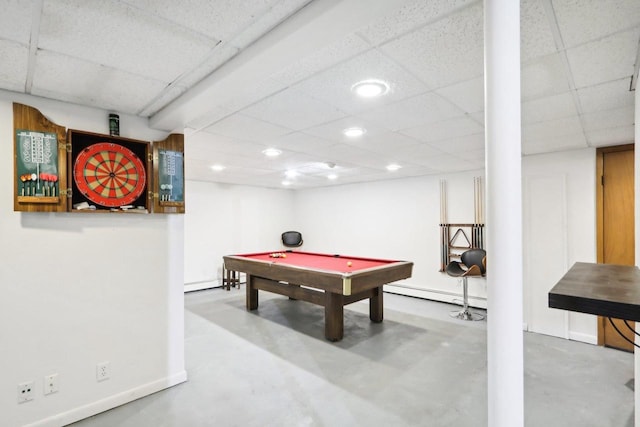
[{"xmin": 597, "ymin": 145, "xmax": 635, "ymax": 352}]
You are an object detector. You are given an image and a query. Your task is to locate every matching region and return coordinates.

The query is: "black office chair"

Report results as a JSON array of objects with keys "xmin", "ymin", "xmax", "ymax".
[
  {"xmin": 445, "ymin": 248, "xmax": 486, "ymax": 321},
  {"xmin": 282, "ymin": 231, "xmax": 303, "ymax": 248}
]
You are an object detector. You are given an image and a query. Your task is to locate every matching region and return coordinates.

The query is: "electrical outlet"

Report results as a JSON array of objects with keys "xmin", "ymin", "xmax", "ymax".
[
  {"xmin": 17, "ymin": 381, "xmax": 35, "ymax": 403},
  {"xmin": 44, "ymin": 373, "xmax": 59, "ymax": 395},
  {"xmin": 96, "ymin": 362, "xmax": 110, "ymax": 382}
]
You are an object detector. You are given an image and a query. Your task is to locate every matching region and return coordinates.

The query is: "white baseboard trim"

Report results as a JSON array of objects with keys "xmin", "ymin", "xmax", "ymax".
[
  {"xmin": 184, "ymin": 280, "xmax": 218, "ymax": 292},
  {"xmin": 568, "ymin": 331, "xmax": 597, "ymax": 345},
  {"xmin": 27, "ymin": 370, "xmax": 188, "ymax": 427},
  {"xmin": 385, "ymin": 283, "xmax": 487, "ymax": 309}
]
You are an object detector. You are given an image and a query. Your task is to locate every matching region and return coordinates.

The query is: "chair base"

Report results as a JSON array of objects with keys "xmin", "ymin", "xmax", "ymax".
[{"xmin": 449, "ymin": 308, "xmax": 485, "ymax": 321}]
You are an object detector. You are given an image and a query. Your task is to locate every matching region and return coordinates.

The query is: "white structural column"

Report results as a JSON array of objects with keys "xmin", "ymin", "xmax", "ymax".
[{"xmin": 484, "ymin": 1, "xmax": 524, "ymax": 426}]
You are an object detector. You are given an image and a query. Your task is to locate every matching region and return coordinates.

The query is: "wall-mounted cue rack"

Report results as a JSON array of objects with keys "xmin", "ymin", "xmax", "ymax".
[
  {"xmin": 438, "ymin": 177, "xmax": 485, "ymax": 271},
  {"xmin": 13, "ymin": 103, "xmax": 185, "ymax": 214}
]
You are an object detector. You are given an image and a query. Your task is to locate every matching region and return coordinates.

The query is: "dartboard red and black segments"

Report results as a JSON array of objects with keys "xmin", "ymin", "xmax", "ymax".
[{"xmin": 74, "ymin": 142, "xmax": 146, "ymax": 207}]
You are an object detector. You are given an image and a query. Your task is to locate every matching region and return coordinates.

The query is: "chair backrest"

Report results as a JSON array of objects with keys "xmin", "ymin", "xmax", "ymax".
[
  {"xmin": 282, "ymin": 231, "xmax": 303, "ymax": 247},
  {"xmin": 461, "ymin": 249, "xmax": 486, "ymax": 275}
]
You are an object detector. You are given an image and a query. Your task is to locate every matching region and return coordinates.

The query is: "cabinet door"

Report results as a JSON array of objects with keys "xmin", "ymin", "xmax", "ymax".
[
  {"xmin": 13, "ymin": 103, "xmax": 68, "ymax": 212},
  {"xmin": 152, "ymin": 134, "xmax": 185, "ymax": 214}
]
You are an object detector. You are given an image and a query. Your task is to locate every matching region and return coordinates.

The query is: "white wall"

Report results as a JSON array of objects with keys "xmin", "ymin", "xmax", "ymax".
[
  {"xmin": 293, "ymin": 171, "xmax": 488, "ymax": 306},
  {"xmin": 291, "ymin": 152, "xmax": 597, "ymax": 343},
  {"xmin": 184, "ymin": 180, "xmax": 295, "ymax": 290},
  {"xmin": 522, "ymin": 148, "xmax": 597, "ymax": 343},
  {"xmin": 0, "ymin": 91, "xmax": 186, "ymax": 427},
  {"xmin": 184, "ymin": 149, "xmax": 599, "ymax": 347}
]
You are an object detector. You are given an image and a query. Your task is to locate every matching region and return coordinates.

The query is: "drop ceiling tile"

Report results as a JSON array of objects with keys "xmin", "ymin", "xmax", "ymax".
[
  {"xmin": 176, "ymin": 44, "xmax": 240, "ymax": 91},
  {"xmin": 408, "ymin": 153, "xmax": 477, "ymax": 172},
  {"xmin": 400, "ymin": 116, "xmax": 484, "ymax": 143},
  {"xmin": 202, "ymin": 113, "xmax": 292, "ymax": 141},
  {"xmin": 292, "ymin": 49, "xmax": 429, "ymax": 115},
  {"xmin": 521, "ymin": 53, "xmax": 571, "ymax": 101},
  {"xmin": 289, "ymin": 161, "xmax": 346, "ymax": 177},
  {"xmin": 586, "ymin": 125, "xmax": 635, "ymax": 146},
  {"xmin": 270, "ymin": 34, "xmax": 372, "ymax": 86},
  {"xmin": 429, "ymin": 133, "xmax": 485, "ymax": 155},
  {"xmin": 580, "ymin": 106, "xmax": 635, "ymax": 132},
  {"xmin": 0, "ymin": 0, "xmax": 33, "ymax": 43},
  {"xmin": 277, "ymin": 152, "xmax": 333, "ymax": 170},
  {"xmin": 31, "ymin": 50, "xmax": 167, "ymax": 114},
  {"xmin": 305, "ymin": 143, "xmax": 387, "ymax": 169},
  {"xmin": 264, "ymin": 132, "xmax": 334, "ymax": 153},
  {"xmin": 137, "ymin": 83, "xmax": 190, "ymax": 117},
  {"xmin": 183, "ymin": 106, "xmax": 234, "ymax": 131},
  {"xmin": 435, "ymin": 76, "xmax": 485, "ymax": 114},
  {"xmin": 186, "ymin": 151, "xmax": 270, "ymax": 170},
  {"xmin": 241, "ymin": 87, "xmax": 347, "ymax": 130},
  {"xmin": 577, "ymin": 78, "xmax": 635, "ymax": 114},
  {"xmin": 522, "ymin": 115, "xmax": 584, "ymax": 142},
  {"xmin": 228, "ymin": 0, "xmax": 313, "ymax": 49},
  {"xmin": 522, "ymin": 132, "xmax": 588, "ymax": 155},
  {"xmin": 357, "ymin": 0, "xmax": 476, "ymax": 46},
  {"xmin": 552, "ymin": 0, "xmax": 640, "ymax": 48},
  {"xmin": 0, "ymin": 40, "xmax": 28, "ymax": 91},
  {"xmin": 357, "ymin": 92, "xmax": 465, "ymax": 131},
  {"xmin": 393, "ymin": 142, "xmax": 446, "ymax": 162},
  {"xmin": 187, "ymin": 132, "xmax": 267, "ymax": 158},
  {"xmin": 522, "ymin": 92, "xmax": 578, "ymax": 124},
  {"xmin": 456, "ymin": 148, "xmax": 485, "ymax": 165},
  {"xmin": 302, "ymin": 116, "xmax": 391, "ymax": 142},
  {"xmin": 344, "ymin": 131, "xmax": 423, "ymax": 156},
  {"xmin": 520, "ymin": 0, "xmax": 558, "ymax": 63},
  {"xmin": 122, "ymin": 0, "xmax": 282, "ymax": 42},
  {"xmin": 469, "ymin": 111, "xmax": 484, "ymax": 124},
  {"xmin": 140, "ymin": 42, "xmax": 240, "ymax": 116},
  {"xmin": 39, "ymin": 0, "xmax": 215, "ymax": 83},
  {"xmin": 380, "ymin": 2, "xmax": 484, "ymax": 89},
  {"xmin": 566, "ymin": 28, "xmax": 640, "ymax": 89}
]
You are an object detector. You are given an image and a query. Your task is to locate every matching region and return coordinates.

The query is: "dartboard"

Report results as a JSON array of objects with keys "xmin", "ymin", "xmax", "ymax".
[{"xmin": 74, "ymin": 142, "xmax": 146, "ymax": 207}]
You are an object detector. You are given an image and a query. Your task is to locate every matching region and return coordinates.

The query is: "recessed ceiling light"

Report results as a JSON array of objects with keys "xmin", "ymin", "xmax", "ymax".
[
  {"xmin": 351, "ymin": 79, "xmax": 390, "ymax": 98},
  {"xmin": 343, "ymin": 127, "xmax": 366, "ymax": 138},
  {"xmin": 285, "ymin": 170, "xmax": 298, "ymax": 178},
  {"xmin": 328, "ymin": 174, "xmax": 338, "ymax": 180},
  {"xmin": 210, "ymin": 164, "xmax": 226, "ymax": 171},
  {"xmin": 386, "ymin": 164, "xmax": 402, "ymax": 171},
  {"xmin": 262, "ymin": 148, "xmax": 282, "ymax": 157},
  {"xmin": 282, "ymin": 180, "xmax": 292, "ymax": 186}
]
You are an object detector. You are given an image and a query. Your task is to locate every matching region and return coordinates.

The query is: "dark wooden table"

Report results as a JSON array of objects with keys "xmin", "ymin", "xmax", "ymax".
[{"xmin": 548, "ymin": 262, "xmax": 640, "ymax": 321}]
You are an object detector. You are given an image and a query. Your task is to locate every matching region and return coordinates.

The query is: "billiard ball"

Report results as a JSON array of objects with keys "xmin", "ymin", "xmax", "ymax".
[
  {"xmin": 282, "ymin": 254, "xmax": 287, "ymax": 258},
  {"xmin": 347, "ymin": 261, "xmax": 352, "ymax": 267}
]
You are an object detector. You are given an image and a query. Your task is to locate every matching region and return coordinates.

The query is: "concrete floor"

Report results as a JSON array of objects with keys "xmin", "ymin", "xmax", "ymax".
[{"xmin": 70, "ymin": 289, "xmax": 634, "ymax": 427}]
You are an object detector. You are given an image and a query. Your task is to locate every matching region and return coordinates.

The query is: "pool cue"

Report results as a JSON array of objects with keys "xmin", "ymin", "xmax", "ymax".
[{"xmin": 440, "ymin": 179, "xmax": 447, "ymax": 270}]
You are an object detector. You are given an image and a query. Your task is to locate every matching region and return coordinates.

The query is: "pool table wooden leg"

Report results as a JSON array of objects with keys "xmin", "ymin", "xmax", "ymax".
[
  {"xmin": 246, "ymin": 275, "xmax": 258, "ymax": 310},
  {"xmin": 325, "ymin": 292, "xmax": 344, "ymax": 341},
  {"xmin": 370, "ymin": 286, "xmax": 384, "ymax": 322}
]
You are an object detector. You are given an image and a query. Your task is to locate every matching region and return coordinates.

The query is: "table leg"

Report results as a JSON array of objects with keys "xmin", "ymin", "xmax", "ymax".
[
  {"xmin": 325, "ymin": 292, "xmax": 344, "ymax": 341},
  {"xmin": 370, "ymin": 286, "xmax": 383, "ymax": 322},
  {"xmin": 246, "ymin": 275, "xmax": 258, "ymax": 311}
]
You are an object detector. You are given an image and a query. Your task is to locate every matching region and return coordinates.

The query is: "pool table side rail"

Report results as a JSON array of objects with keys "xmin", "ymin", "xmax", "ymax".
[
  {"xmin": 223, "ymin": 255, "xmax": 413, "ymax": 295},
  {"xmin": 233, "ymin": 250, "xmax": 403, "ymax": 263}
]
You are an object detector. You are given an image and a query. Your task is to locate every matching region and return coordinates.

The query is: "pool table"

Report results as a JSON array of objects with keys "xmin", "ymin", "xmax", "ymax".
[{"xmin": 223, "ymin": 251, "xmax": 413, "ymax": 341}]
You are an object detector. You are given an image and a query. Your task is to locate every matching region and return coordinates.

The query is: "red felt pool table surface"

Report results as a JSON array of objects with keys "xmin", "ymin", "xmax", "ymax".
[{"xmin": 237, "ymin": 251, "xmax": 395, "ymax": 273}]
